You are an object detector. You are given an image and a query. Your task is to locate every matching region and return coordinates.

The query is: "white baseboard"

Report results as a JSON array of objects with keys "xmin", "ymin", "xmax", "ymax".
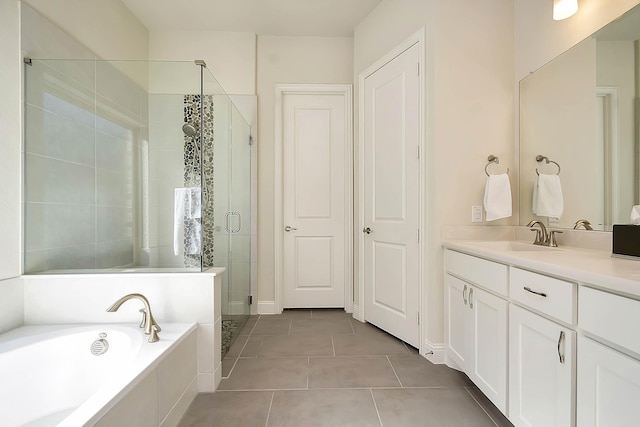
[
  {"xmin": 197, "ymin": 373, "xmax": 214, "ymax": 393},
  {"xmin": 257, "ymin": 301, "xmax": 276, "ymax": 314},
  {"xmin": 351, "ymin": 303, "xmax": 365, "ymax": 322},
  {"xmin": 423, "ymin": 340, "xmax": 446, "ymax": 364}
]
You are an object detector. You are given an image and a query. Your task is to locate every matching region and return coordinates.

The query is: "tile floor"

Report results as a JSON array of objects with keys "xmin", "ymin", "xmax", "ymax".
[{"xmin": 178, "ymin": 309, "xmax": 514, "ymax": 427}]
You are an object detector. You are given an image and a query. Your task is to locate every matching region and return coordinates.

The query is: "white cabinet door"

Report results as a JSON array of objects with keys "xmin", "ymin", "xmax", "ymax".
[
  {"xmin": 445, "ymin": 274, "xmax": 507, "ymax": 413},
  {"xmin": 469, "ymin": 285, "xmax": 508, "ymax": 413},
  {"xmin": 577, "ymin": 336, "xmax": 640, "ymax": 427},
  {"xmin": 509, "ymin": 305, "xmax": 574, "ymax": 427},
  {"xmin": 445, "ymin": 274, "xmax": 470, "ymax": 369}
]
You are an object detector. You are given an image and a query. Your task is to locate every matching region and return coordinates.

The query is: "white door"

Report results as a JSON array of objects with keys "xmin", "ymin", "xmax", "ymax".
[
  {"xmin": 363, "ymin": 43, "xmax": 421, "ymax": 347},
  {"xmin": 282, "ymin": 91, "xmax": 347, "ymax": 308},
  {"xmin": 509, "ymin": 305, "xmax": 574, "ymax": 427},
  {"xmin": 577, "ymin": 335, "xmax": 640, "ymax": 427}
]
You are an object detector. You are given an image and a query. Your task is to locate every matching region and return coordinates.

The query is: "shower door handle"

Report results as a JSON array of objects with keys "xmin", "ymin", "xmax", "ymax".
[{"xmin": 225, "ymin": 212, "xmax": 241, "ymax": 233}]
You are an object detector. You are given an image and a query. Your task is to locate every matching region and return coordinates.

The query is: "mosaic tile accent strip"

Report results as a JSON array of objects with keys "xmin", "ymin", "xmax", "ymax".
[{"xmin": 183, "ymin": 94, "xmax": 215, "ymax": 268}]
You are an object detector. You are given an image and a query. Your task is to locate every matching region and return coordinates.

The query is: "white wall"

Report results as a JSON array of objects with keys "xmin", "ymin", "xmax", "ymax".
[
  {"xmin": 149, "ymin": 30, "xmax": 256, "ymax": 95},
  {"xmin": 22, "ymin": 0, "xmax": 148, "ymax": 60},
  {"xmin": 255, "ymin": 35, "xmax": 354, "ymax": 306},
  {"xmin": 354, "ymin": 0, "xmax": 515, "ymax": 346},
  {"xmin": 0, "ymin": 0, "xmax": 25, "ymax": 333}
]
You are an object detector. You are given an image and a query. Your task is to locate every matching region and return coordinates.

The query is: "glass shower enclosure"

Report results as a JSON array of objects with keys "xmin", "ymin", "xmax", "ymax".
[{"xmin": 23, "ymin": 59, "xmax": 251, "ymax": 357}]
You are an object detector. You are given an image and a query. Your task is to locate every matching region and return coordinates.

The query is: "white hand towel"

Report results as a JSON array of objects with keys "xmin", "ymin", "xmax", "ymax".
[
  {"xmin": 186, "ymin": 187, "xmax": 202, "ymax": 219},
  {"xmin": 174, "ymin": 188, "xmax": 187, "ymax": 255},
  {"xmin": 483, "ymin": 173, "xmax": 512, "ymax": 221},
  {"xmin": 532, "ymin": 174, "xmax": 563, "ymax": 218}
]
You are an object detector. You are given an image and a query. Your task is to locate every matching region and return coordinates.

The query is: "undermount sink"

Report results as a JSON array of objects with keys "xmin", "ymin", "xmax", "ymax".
[{"xmin": 466, "ymin": 241, "xmax": 561, "ymax": 252}]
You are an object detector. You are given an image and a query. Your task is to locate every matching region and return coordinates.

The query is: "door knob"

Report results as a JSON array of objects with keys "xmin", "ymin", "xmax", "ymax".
[
  {"xmin": 363, "ymin": 227, "xmax": 372, "ymax": 234},
  {"xmin": 285, "ymin": 225, "xmax": 297, "ymax": 232}
]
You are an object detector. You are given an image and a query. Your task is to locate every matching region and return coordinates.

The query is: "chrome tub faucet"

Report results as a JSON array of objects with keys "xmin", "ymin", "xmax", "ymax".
[{"xmin": 106, "ymin": 293, "xmax": 161, "ymax": 342}]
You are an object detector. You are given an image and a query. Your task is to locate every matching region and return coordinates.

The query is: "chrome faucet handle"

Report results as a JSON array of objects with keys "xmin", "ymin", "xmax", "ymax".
[
  {"xmin": 548, "ymin": 230, "xmax": 563, "ymax": 247},
  {"xmin": 148, "ymin": 325, "xmax": 160, "ymax": 343}
]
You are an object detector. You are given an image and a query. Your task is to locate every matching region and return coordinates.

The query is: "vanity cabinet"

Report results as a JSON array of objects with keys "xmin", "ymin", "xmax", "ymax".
[
  {"xmin": 508, "ymin": 268, "xmax": 576, "ymax": 427},
  {"xmin": 576, "ymin": 287, "xmax": 640, "ymax": 427},
  {"xmin": 509, "ymin": 305, "xmax": 574, "ymax": 427},
  {"xmin": 444, "ymin": 243, "xmax": 640, "ymax": 427},
  {"xmin": 444, "ymin": 251, "xmax": 508, "ymax": 413}
]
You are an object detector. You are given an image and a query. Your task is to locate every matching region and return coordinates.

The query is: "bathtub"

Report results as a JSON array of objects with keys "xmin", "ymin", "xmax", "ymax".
[{"xmin": 0, "ymin": 323, "xmax": 197, "ymax": 427}]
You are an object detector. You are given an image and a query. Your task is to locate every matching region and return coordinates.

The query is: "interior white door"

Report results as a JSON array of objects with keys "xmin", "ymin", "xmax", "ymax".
[
  {"xmin": 363, "ymin": 43, "xmax": 421, "ymax": 347},
  {"xmin": 282, "ymin": 91, "xmax": 347, "ymax": 308}
]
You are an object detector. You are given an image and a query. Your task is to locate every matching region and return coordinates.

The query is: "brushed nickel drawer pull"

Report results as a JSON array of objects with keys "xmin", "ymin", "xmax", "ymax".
[
  {"xmin": 463, "ymin": 284, "xmax": 468, "ymax": 305},
  {"xmin": 469, "ymin": 288, "xmax": 474, "ymax": 309},
  {"xmin": 557, "ymin": 331, "xmax": 566, "ymax": 364},
  {"xmin": 524, "ymin": 286, "xmax": 547, "ymax": 298}
]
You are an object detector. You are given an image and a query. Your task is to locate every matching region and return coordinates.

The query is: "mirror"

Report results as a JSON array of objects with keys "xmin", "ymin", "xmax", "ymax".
[{"xmin": 519, "ymin": 5, "xmax": 640, "ymax": 231}]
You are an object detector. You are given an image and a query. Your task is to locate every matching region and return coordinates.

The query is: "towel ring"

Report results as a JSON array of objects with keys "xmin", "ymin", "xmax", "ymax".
[
  {"xmin": 485, "ymin": 155, "xmax": 509, "ymax": 176},
  {"xmin": 535, "ymin": 155, "xmax": 561, "ymax": 175}
]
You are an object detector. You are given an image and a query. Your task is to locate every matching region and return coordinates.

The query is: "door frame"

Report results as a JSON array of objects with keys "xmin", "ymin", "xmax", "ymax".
[
  {"xmin": 274, "ymin": 83, "xmax": 354, "ymax": 314},
  {"xmin": 357, "ymin": 29, "xmax": 426, "ymax": 351}
]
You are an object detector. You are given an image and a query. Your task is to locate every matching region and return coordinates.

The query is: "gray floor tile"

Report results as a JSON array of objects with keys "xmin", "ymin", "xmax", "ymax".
[
  {"xmin": 270, "ymin": 309, "xmax": 312, "ymax": 319},
  {"xmin": 239, "ymin": 317, "xmax": 258, "ymax": 336},
  {"xmin": 240, "ymin": 336, "xmax": 264, "ymax": 357},
  {"xmin": 290, "ymin": 318, "xmax": 354, "ymax": 335},
  {"xmin": 226, "ymin": 335, "xmax": 248, "ymax": 357},
  {"xmin": 309, "ymin": 356, "xmax": 400, "ymax": 389},
  {"xmin": 310, "ymin": 308, "xmax": 352, "ymax": 319},
  {"xmin": 372, "ymin": 388, "xmax": 497, "ymax": 427},
  {"xmin": 251, "ymin": 318, "xmax": 292, "ymax": 335},
  {"xmin": 466, "ymin": 386, "xmax": 515, "ymax": 427},
  {"xmin": 178, "ymin": 391, "xmax": 273, "ymax": 427},
  {"xmin": 388, "ymin": 356, "xmax": 473, "ymax": 388},
  {"xmin": 350, "ymin": 320, "xmax": 387, "ymax": 335},
  {"xmin": 217, "ymin": 357, "xmax": 308, "ymax": 390},
  {"xmin": 267, "ymin": 389, "xmax": 382, "ymax": 427},
  {"xmin": 258, "ymin": 334, "xmax": 334, "ymax": 357},
  {"xmin": 333, "ymin": 332, "xmax": 410, "ymax": 356},
  {"xmin": 221, "ymin": 356, "xmax": 237, "ymax": 378}
]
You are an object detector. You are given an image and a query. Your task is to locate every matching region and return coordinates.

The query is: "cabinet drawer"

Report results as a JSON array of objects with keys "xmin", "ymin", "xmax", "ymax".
[
  {"xmin": 444, "ymin": 250, "xmax": 508, "ymax": 296},
  {"xmin": 510, "ymin": 268, "xmax": 575, "ymax": 324},
  {"xmin": 579, "ymin": 286, "xmax": 640, "ymax": 356}
]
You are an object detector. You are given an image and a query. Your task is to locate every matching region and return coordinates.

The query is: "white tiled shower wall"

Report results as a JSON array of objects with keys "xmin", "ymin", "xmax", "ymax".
[{"xmin": 22, "ymin": 4, "xmax": 148, "ymax": 272}]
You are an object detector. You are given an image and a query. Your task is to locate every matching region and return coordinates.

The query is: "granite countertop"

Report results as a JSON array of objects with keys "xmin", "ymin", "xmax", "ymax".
[{"xmin": 442, "ymin": 240, "xmax": 640, "ymax": 300}]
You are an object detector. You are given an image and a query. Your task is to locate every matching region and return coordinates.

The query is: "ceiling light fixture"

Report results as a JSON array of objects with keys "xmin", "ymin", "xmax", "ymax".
[{"xmin": 553, "ymin": 0, "xmax": 578, "ymax": 20}]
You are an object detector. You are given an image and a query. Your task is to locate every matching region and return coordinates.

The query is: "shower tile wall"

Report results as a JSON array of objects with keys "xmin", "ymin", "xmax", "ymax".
[
  {"xmin": 22, "ymin": 5, "xmax": 150, "ymax": 273},
  {"xmin": 147, "ymin": 95, "xmax": 187, "ymax": 267},
  {"xmin": 24, "ymin": 59, "xmax": 146, "ymax": 272}
]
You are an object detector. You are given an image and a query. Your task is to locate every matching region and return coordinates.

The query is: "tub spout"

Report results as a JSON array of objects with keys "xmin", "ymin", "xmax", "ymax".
[{"xmin": 106, "ymin": 293, "xmax": 161, "ymax": 342}]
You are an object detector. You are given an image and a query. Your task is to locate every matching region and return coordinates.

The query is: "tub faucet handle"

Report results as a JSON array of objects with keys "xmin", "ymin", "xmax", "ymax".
[
  {"xmin": 138, "ymin": 308, "xmax": 147, "ymax": 329},
  {"xmin": 148, "ymin": 325, "xmax": 160, "ymax": 343}
]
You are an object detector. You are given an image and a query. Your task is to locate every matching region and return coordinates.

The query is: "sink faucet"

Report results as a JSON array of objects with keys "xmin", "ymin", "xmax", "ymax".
[
  {"xmin": 574, "ymin": 219, "xmax": 593, "ymax": 230},
  {"xmin": 106, "ymin": 293, "xmax": 161, "ymax": 343},
  {"xmin": 527, "ymin": 220, "xmax": 547, "ymax": 245},
  {"xmin": 527, "ymin": 220, "xmax": 563, "ymax": 247}
]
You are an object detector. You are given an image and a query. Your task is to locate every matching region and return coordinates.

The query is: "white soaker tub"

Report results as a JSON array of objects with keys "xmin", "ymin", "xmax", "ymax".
[{"xmin": 0, "ymin": 323, "xmax": 197, "ymax": 427}]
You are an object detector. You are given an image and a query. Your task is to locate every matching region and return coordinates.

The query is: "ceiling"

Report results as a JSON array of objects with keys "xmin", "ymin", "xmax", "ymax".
[{"xmin": 120, "ymin": 0, "xmax": 383, "ymax": 37}]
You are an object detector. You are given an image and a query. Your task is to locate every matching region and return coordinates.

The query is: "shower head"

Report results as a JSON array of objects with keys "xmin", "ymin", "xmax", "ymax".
[{"xmin": 182, "ymin": 123, "xmax": 198, "ymax": 137}]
